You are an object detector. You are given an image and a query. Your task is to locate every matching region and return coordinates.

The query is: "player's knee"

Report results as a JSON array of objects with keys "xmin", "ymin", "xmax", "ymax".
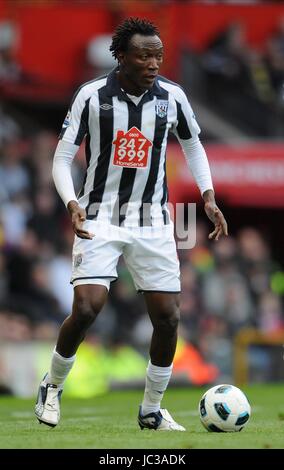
[
  {"xmin": 165, "ymin": 307, "xmax": 180, "ymax": 333},
  {"xmin": 153, "ymin": 304, "xmax": 180, "ymax": 334},
  {"xmin": 73, "ymin": 296, "xmax": 103, "ymax": 327}
]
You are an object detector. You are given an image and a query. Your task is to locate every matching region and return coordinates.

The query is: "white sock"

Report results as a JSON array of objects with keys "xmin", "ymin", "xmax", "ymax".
[
  {"xmin": 46, "ymin": 349, "xmax": 76, "ymax": 388},
  {"xmin": 141, "ymin": 361, "xmax": 173, "ymax": 415}
]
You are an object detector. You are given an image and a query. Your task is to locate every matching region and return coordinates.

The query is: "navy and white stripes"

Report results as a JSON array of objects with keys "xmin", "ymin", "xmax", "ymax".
[{"xmin": 59, "ymin": 68, "xmax": 201, "ymax": 227}]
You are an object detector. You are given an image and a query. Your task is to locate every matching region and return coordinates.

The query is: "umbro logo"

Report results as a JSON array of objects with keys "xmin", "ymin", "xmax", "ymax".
[{"xmin": 100, "ymin": 103, "xmax": 113, "ymax": 110}]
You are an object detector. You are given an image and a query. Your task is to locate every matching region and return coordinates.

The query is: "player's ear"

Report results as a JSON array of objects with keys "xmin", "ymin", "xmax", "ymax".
[{"xmin": 117, "ymin": 51, "xmax": 125, "ymax": 65}]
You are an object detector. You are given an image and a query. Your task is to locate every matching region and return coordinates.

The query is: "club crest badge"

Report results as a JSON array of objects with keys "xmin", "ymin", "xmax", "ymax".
[
  {"xmin": 155, "ymin": 100, "xmax": 168, "ymax": 118},
  {"xmin": 74, "ymin": 253, "xmax": 83, "ymax": 268}
]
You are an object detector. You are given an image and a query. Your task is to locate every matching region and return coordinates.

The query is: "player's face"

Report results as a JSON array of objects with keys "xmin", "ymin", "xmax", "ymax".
[{"xmin": 119, "ymin": 34, "xmax": 164, "ymax": 92}]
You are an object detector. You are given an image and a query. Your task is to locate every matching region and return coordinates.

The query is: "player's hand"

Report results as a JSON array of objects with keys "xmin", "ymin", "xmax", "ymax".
[
  {"xmin": 203, "ymin": 190, "xmax": 228, "ymax": 241},
  {"xmin": 67, "ymin": 200, "xmax": 94, "ymax": 240}
]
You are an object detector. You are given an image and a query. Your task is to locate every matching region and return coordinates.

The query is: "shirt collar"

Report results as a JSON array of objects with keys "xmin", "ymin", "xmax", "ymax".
[{"xmin": 105, "ymin": 67, "xmax": 164, "ymax": 101}]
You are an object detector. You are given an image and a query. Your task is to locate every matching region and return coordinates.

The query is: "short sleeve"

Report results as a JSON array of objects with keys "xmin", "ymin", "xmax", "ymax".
[
  {"xmin": 174, "ymin": 89, "xmax": 201, "ymax": 140},
  {"xmin": 59, "ymin": 87, "xmax": 90, "ymax": 146}
]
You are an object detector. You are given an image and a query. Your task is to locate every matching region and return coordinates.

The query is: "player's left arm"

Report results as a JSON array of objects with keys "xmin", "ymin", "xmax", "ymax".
[
  {"xmin": 173, "ymin": 88, "xmax": 228, "ymax": 241},
  {"xmin": 202, "ymin": 188, "xmax": 228, "ymax": 241}
]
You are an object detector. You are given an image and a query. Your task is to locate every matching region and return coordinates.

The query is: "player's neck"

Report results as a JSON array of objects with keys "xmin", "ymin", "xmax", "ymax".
[{"xmin": 116, "ymin": 71, "xmax": 147, "ymax": 97}]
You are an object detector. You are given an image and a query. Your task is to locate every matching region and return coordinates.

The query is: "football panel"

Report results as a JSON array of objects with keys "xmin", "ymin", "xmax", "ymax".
[
  {"xmin": 208, "ymin": 423, "xmax": 225, "ymax": 432},
  {"xmin": 214, "ymin": 402, "xmax": 231, "ymax": 421},
  {"xmin": 214, "ymin": 385, "xmax": 233, "ymax": 394},
  {"xmin": 199, "ymin": 397, "xmax": 207, "ymax": 418},
  {"xmin": 235, "ymin": 411, "xmax": 250, "ymax": 426}
]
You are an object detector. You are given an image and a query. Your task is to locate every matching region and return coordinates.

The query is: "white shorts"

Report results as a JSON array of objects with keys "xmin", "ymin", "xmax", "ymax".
[{"xmin": 71, "ymin": 221, "xmax": 181, "ymax": 293}]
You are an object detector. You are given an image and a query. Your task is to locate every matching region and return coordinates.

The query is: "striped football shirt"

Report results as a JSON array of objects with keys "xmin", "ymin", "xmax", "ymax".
[{"xmin": 59, "ymin": 67, "xmax": 200, "ymax": 227}]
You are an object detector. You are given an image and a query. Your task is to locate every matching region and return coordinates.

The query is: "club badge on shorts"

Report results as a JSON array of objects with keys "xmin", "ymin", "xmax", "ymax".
[
  {"xmin": 155, "ymin": 100, "xmax": 168, "ymax": 118},
  {"xmin": 74, "ymin": 253, "xmax": 83, "ymax": 268}
]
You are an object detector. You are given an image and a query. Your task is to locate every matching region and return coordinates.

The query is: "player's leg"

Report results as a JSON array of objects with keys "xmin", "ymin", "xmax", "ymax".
[
  {"xmin": 137, "ymin": 292, "xmax": 184, "ymax": 431},
  {"xmin": 55, "ymin": 283, "xmax": 109, "ymax": 358},
  {"xmin": 137, "ymin": 292, "xmax": 185, "ymax": 431},
  {"xmin": 123, "ymin": 226, "xmax": 185, "ymax": 430},
  {"xmin": 35, "ymin": 282, "xmax": 109, "ymax": 427},
  {"xmin": 35, "ymin": 221, "xmax": 125, "ymax": 426},
  {"xmin": 145, "ymin": 291, "xmax": 180, "ymax": 368}
]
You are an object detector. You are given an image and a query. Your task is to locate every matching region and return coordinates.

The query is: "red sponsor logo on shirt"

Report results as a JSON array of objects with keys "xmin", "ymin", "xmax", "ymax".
[{"xmin": 112, "ymin": 127, "xmax": 152, "ymax": 168}]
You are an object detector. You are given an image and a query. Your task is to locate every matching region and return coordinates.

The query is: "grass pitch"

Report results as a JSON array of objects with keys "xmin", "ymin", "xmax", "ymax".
[{"xmin": 0, "ymin": 384, "xmax": 283, "ymax": 449}]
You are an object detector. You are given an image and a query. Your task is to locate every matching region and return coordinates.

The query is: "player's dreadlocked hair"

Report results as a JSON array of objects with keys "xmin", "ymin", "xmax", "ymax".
[{"xmin": 110, "ymin": 17, "xmax": 160, "ymax": 60}]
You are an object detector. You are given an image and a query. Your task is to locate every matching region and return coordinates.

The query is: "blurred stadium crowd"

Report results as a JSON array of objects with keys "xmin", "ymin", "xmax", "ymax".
[
  {"xmin": 0, "ymin": 128, "xmax": 283, "ymax": 384},
  {"xmin": 183, "ymin": 15, "xmax": 284, "ymax": 138},
  {"xmin": 1, "ymin": 2, "xmax": 284, "ymax": 390}
]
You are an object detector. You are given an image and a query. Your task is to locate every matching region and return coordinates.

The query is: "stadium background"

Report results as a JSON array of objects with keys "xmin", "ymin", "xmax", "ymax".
[{"xmin": 0, "ymin": 0, "xmax": 284, "ymax": 399}]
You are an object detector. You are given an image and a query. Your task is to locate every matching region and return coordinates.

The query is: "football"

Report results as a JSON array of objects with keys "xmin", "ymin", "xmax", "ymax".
[{"xmin": 199, "ymin": 384, "xmax": 251, "ymax": 432}]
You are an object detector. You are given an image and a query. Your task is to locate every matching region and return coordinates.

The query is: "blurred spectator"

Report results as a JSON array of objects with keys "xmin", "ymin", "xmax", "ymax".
[
  {"xmin": 185, "ymin": 221, "xmax": 214, "ymax": 275},
  {"xmin": 202, "ymin": 236, "xmax": 254, "ymax": 333},
  {"xmin": 0, "ymin": 21, "xmax": 20, "ymax": 83},
  {"xmin": 0, "ymin": 310, "xmax": 32, "ymax": 342},
  {"xmin": 238, "ymin": 227, "xmax": 273, "ymax": 298},
  {"xmin": 179, "ymin": 263, "xmax": 201, "ymax": 343},
  {"xmin": 27, "ymin": 131, "xmax": 57, "ymax": 190},
  {"xmin": 202, "ymin": 22, "xmax": 251, "ymax": 86},
  {"xmin": 47, "ymin": 243, "xmax": 73, "ymax": 314},
  {"xmin": 0, "ymin": 251, "xmax": 8, "ymax": 303},
  {"xmin": 0, "ymin": 106, "xmax": 20, "ymax": 145},
  {"xmin": 202, "ymin": 21, "xmax": 274, "ymax": 104},
  {"xmin": 27, "ymin": 259, "xmax": 65, "ymax": 323},
  {"xmin": 28, "ymin": 186, "xmax": 60, "ymax": 245},
  {"xmin": 1, "ymin": 191, "xmax": 31, "ymax": 246},
  {"xmin": 199, "ymin": 315, "xmax": 232, "ymax": 382},
  {"xmin": 196, "ymin": 20, "xmax": 281, "ymax": 136},
  {"xmin": 6, "ymin": 228, "xmax": 39, "ymax": 300},
  {"xmin": 265, "ymin": 16, "xmax": 284, "ymax": 106},
  {"xmin": 257, "ymin": 290, "xmax": 284, "ymax": 333},
  {"xmin": 4, "ymin": 229, "xmax": 63, "ymax": 325},
  {"xmin": 246, "ymin": 49, "xmax": 275, "ymax": 105},
  {"xmin": 0, "ymin": 138, "xmax": 30, "ymax": 201},
  {"xmin": 108, "ymin": 263, "xmax": 146, "ymax": 346}
]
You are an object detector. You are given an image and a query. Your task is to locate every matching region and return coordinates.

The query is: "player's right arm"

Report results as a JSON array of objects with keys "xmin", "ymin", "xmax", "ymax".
[{"xmin": 52, "ymin": 87, "xmax": 94, "ymax": 240}]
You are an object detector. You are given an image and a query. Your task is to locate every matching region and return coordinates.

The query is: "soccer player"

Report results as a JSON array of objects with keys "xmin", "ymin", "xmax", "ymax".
[{"xmin": 35, "ymin": 17, "xmax": 228, "ymax": 431}]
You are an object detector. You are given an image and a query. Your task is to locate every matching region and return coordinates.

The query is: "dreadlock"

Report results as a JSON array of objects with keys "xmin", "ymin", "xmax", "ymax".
[{"xmin": 110, "ymin": 17, "xmax": 160, "ymax": 60}]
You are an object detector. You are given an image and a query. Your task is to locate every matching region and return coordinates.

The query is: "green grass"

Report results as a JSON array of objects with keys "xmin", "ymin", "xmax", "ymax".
[{"xmin": 0, "ymin": 384, "xmax": 284, "ymax": 449}]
